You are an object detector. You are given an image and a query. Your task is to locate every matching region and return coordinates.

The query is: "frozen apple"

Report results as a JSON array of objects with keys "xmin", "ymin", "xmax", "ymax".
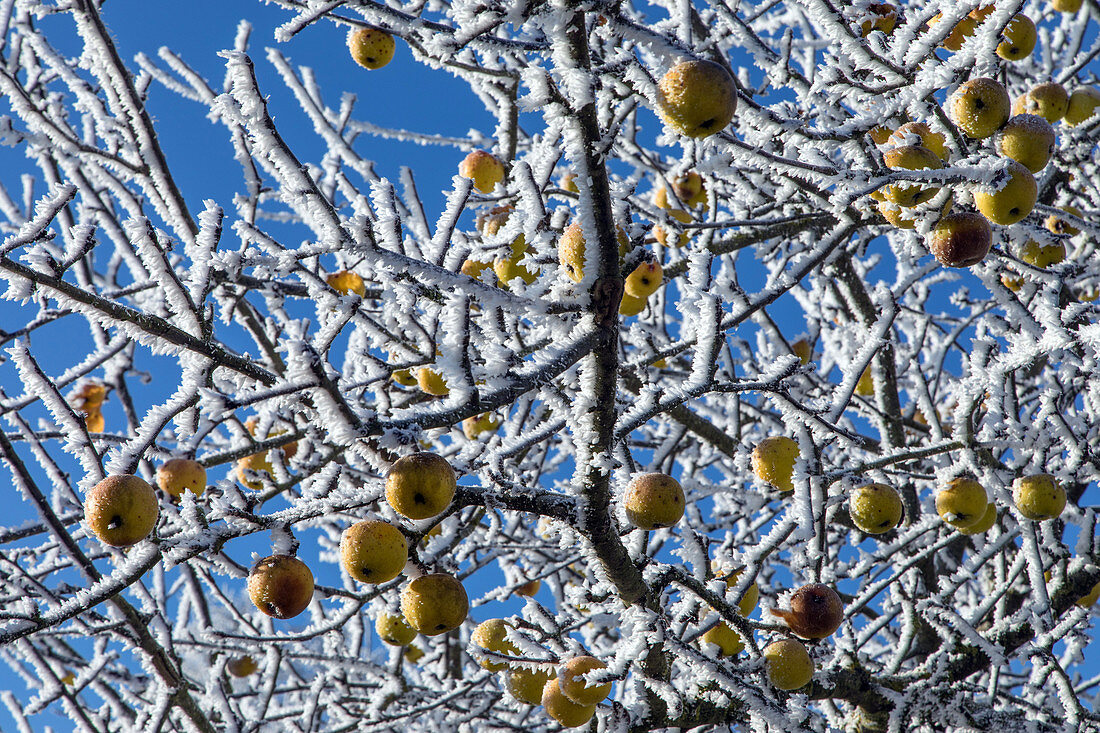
[
  {"xmin": 951, "ymin": 78, "xmax": 1010, "ymax": 139},
  {"xmin": 936, "ymin": 477, "xmax": 988, "ymax": 529},
  {"xmin": 996, "ymin": 15, "xmax": 1036, "ymax": 61},
  {"xmin": 849, "ymin": 483, "xmax": 904, "ymax": 534},
  {"xmin": 400, "ymin": 573, "xmax": 468, "ymax": 636},
  {"xmin": 376, "ymin": 613, "xmax": 417, "ymax": 646},
  {"xmin": 928, "ymin": 211, "xmax": 992, "ymax": 268},
  {"xmin": 84, "ymin": 474, "xmax": 159, "ymax": 547},
  {"xmin": 769, "ymin": 583, "xmax": 844, "ymax": 639},
  {"xmin": 542, "ymin": 677, "xmax": 597, "ymax": 728},
  {"xmin": 247, "ymin": 555, "xmax": 314, "ymax": 619},
  {"xmin": 1012, "ymin": 473, "xmax": 1066, "ymax": 521},
  {"xmin": 347, "ymin": 28, "xmax": 395, "ymax": 70},
  {"xmin": 156, "ymin": 458, "xmax": 206, "ymax": 501},
  {"xmin": 751, "ymin": 436, "xmax": 799, "ymax": 493},
  {"xmin": 998, "ymin": 115, "xmax": 1056, "ymax": 173},
  {"xmin": 623, "ymin": 472, "xmax": 685, "ymax": 530},
  {"xmin": 763, "ymin": 639, "xmax": 814, "ymax": 690},
  {"xmin": 385, "ymin": 452, "xmax": 456, "ymax": 520},
  {"xmin": 458, "ymin": 150, "xmax": 505, "ymax": 193},
  {"xmin": 973, "ymin": 160, "xmax": 1036, "ymax": 226},
  {"xmin": 340, "ymin": 520, "xmax": 408, "ymax": 584},
  {"xmin": 471, "ymin": 619, "xmax": 520, "ymax": 671},
  {"xmin": 657, "ymin": 60, "xmax": 738, "ymax": 138}
]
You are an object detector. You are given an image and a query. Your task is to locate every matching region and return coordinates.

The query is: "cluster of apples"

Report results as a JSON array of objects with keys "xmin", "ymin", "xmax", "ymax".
[
  {"xmin": 71, "ymin": 381, "xmax": 108, "ymax": 434},
  {"xmin": 471, "ymin": 620, "xmax": 613, "ymax": 727},
  {"xmin": 936, "ymin": 472, "xmax": 1067, "ymax": 533}
]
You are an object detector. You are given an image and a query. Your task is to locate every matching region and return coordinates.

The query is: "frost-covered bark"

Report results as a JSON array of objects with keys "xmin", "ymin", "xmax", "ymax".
[{"xmin": 1, "ymin": 0, "xmax": 1100, "ymax": 731}]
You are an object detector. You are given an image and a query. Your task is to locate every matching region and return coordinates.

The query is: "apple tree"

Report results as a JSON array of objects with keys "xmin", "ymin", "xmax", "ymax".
[{"xmin": 1, "ymin": 0, "xmax": 1099, "ymax": 731}]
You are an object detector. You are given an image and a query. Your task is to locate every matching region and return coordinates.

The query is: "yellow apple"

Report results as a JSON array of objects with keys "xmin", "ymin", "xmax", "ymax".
[
  {"xmin": 623, "ymin": 472, "xmax": 685, "ymax": 530},
  {"xmin": 340, "ymin": 520, "xmax": 408, "ymax": 584},
  {"xmin": 751, "ymin": 436, "xmax": 799, "ymax": 492},
  {"xmin": 763, "ymin": 639, "xmax": 814, "ymax": 690},
  {"xmin": 951, "ymin": 78, "xmax": 1011, "ymax": 139},
  {"xmin": 657, "ymin": 60, "xmax": 738, "ymax": 138},
  {"xmin": 1053, "ymin": 0, "xmax": 1084, "ymax": 11},
  {"xmin": 376, "ymin": 613, "xmax": 417, "ymax": 646},
  {"xmin": 227, "ymin": 656, "xmax": 258, "ymax": 678},
  {"xmin": 400, "ymin": 573, "xmax": 468, "ymax": 636},
  {"xmin": 855, "ymin": 365, "xmax": 875, "ymax": 396},
  {"xmin": 347, "ymin": 28, "xmax": 395, "ymax": 70},
  {"xmin": 936, "ymin": 477, "xmax": 988, "ymax": 529},
  {"xmin": 462, "ymin": 413, "xmax": 500, "ymax": 439},
  {"xmin": 1046, "ymin": 205, "xmax": 1082, "ymax": 236},
  {"xmin": 973, "ymin": 160, "xmax": 1036, "ymax": 225},
  {"xmin": 624, "ymin": 261, "xmax": 663, "ymax": 298},
  {"xmin": 998, "ymin": 114, "xmax": 1056, "ymax": 173},
  {"xmin": 888, "ymin": 122, "xmax": 949, "ymax": 161},
  {"xmin": 849, "ymin": 482, "xmax": 904, "ymax": 534},
  {"xmin": 459, "ymin": 150, "xmax": 505, "ymax": 193},
  {"xmin": 558, "ymin": 656, "xmax": 612, "ymax": 705},
  {"xmin": 84, "ymin": 474, "xmax": 159, "ymax": 547},
  {"xmin": 958, "ymin": 502, "xmax": 997, "ymax": 535},
  {"xmin": 506, "ymin": 667, "xmax": 553, "ymax": 704},
  {"xmin": 996, "ymin": 15, "xmax": 1036, "ymax": 61},
  {"xmin": 1065, "ymin": 87, "xmax": 1100, "ymax": 127},
  {"xmin": 236, "ymin": 451, "xmax": 274, "ymax": 491},
  {"xmin": 619, "ymin": 293, "xmax": 648, "ymax": 316},
  {"xmin": 1015, "ymin": 83, "xmax": 1069, "ymax": 123},
  {"xmin": 416, "ymin": 367, "xmax": 449, "ymax": 396},
  {"xmin": 156, "ymin": 458, "xmax": 207, "ymax": 500},
  {"xmin": 701, "ymin": 622, "xmax": 744, "ymax": 656},
  {"xmin": 471, "ymin": 619, "xmax": 520, "ymax": 670},
  {"xmin": 882, "ymin": 145, "xmax": 943, "ymax": 206},
  {"xmin": 542, "ymin": 678, "xmax": 597, "ymax": 727},
  {"xmin": 385, "ymin": 452, "xmax": 456, "ymax": 520},
  {"xmin": 1012, "ymin": 473, "xmax": 1066, "ymax": 521}
]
